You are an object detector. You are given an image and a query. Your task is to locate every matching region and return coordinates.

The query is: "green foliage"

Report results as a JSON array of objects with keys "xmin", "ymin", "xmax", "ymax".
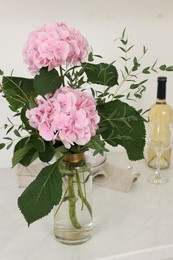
[
  {"xmin": 97, "ymin": 100, "xmax": 145, "ymax": 160},
  {"xmin": 1, "ymin": 28, "xmax": 173, "ymax": 225},
  {"xmin": 0, "ymin": 143, "xmax": 5, "ymax": 150},
  {"xmin": 2, "ymin": 76, "xmax": 35, "ymax": 111},
  {"xmin": 18, "ymin": 159, "xmax": 63, "ymax": 226},
  {"xmin": 34, "ymin": 67, "xmax": 62, "ymax": 96},
  {"xmin": 12, "ymin": 141, "xmax": 33, "ymax": 167},
  {"xmin": 30, "ymin": 134, "xmax": 45, "ymax": 152},
  {"xmin": 38, "ymin": 141, "xmax": 56, "ymax": 162},
  {"xmin": 159, "ymin": 65, "xmax": 173, "ymax": 71},
  {"xmin": 83, "ymin": 62, "xmax": 118, "ymax": 87}
]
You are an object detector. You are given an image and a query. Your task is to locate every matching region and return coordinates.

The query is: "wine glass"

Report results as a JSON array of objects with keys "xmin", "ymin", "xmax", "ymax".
[{"xmin": 147, "ymin": 121, "xmax": 173, "ymax": 184}]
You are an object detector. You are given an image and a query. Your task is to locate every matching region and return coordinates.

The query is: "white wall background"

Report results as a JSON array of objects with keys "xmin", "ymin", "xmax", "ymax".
[{"xmin": 1, "ymin": 0, "xmax": 173, "ymax": 168}]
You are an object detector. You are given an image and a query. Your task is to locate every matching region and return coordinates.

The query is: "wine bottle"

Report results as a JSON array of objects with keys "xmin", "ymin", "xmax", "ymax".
[{"xmin": 147, "ymin": 76, "xmax": 173, "ymax": 169}]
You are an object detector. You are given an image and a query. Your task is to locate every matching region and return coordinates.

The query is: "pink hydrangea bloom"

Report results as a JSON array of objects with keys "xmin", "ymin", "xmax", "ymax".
[
  {"xmin": 23, "ymin": 22, "xmax": 90, "ymax": 74},
  {"xmin": 26, "ymin": 87, "xmax": 100, "ymax": 148}
]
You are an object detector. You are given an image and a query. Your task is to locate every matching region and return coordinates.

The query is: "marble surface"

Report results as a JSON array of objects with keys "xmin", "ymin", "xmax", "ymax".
[{"xmin": 1, "ymin": 151, "xmax": 173, "ymax": 260}]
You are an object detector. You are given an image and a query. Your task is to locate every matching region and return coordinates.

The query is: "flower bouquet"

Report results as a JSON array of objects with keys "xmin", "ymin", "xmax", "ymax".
[{"xmin": 1, "ymin": 22, "xmax": 172, "ymax": 243}]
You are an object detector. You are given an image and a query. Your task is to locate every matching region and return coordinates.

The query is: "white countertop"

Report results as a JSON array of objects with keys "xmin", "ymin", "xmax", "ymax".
[{"xmin": 1, "ymin": 151, "xmax": 173, "ymax": 260}]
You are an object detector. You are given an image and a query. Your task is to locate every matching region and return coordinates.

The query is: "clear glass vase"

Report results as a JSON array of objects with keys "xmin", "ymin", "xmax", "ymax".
[{"xmin": 54, "ymin": 153, "xmax": 93, "ymax": 245}]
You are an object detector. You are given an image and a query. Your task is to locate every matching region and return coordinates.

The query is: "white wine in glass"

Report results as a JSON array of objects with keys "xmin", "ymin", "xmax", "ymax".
[{"xmin": 147, "ymin": 122, "xmax": 173, "ymax": 184}]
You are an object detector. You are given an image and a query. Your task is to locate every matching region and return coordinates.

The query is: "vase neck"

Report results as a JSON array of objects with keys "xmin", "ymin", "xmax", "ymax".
[{"xmin": 63, "ymin": 153, "xmax": 85, "ymax": 164}]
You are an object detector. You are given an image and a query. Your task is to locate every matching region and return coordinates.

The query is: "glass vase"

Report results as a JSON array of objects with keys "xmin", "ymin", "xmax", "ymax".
[{"xmin": 54, "ymin": 153, "xmax": 93, "ymax": 245}]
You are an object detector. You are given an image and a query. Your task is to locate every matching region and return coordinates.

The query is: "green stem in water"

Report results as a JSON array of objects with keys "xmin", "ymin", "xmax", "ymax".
[
  {"xmin": 68, "ymin": 175, "xmax": 81, "ymax": 229},
  {"xmin": 75, "ymin": 172, "xmax": 92, "ymax": 218}
]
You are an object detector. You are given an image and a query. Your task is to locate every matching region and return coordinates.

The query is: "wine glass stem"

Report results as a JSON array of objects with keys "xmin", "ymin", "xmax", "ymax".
[{"xmin": 156, "ymin": 150, "xmax": 162, "ymax": 177}]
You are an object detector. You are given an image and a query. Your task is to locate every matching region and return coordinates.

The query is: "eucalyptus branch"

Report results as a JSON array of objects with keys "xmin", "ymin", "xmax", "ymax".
[{"xmin": 0, "ymin": 134, "xmax": 30, "ymax": 151}]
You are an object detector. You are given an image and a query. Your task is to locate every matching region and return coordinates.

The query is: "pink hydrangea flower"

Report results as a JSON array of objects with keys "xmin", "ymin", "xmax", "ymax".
[
  {"xmin": 23, "ymin": 22, "xmax": 90, "ymax": 74},
  {"xmin": 26, "ymin": 87, "xmax": 100, "ymax": 148}
]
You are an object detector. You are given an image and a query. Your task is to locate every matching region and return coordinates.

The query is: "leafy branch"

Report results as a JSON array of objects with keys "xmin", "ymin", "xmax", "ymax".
[{"xmin": 112, "ymin": 29, "xmax": 173, "ymax": 102}]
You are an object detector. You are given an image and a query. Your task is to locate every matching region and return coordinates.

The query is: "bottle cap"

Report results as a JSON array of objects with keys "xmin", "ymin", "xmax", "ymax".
[{"xmin": 157, "ymin": 76, "xmax": 167, "ymax": 100}]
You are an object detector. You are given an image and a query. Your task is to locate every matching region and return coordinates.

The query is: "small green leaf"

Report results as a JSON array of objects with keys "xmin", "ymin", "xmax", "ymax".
[
  {"xmin": 130, "ymin": 84, "xmax": 138, "ymax": 89},
  {"xmin": 122, "ymin": 28, "xmax": 126, "ymax": 38},
  {"xmin": 118, "ymin": 46, "xmax": 126, "ymax": 52},
  {"xmin": 121, "ymin": 57, "xmax": 130, "ymax": 62},
  {"xmin": 14, "ymin": 129, "xmax": 21, "ymax": 137},
  {"xmin": 124, "ymin": 66, "xmax": 129, "ymax": 74},
  {"xmin": 6, "ymin": 142, "xmax": 13, "ymax": 150},
  {"xmin": 6, "ymin": 126, "xmax": 14, "ymax": 135},
  {"xmin": 143, "ymin": 46, "xmax": 148, "ymax": 54},
  {"xmin": 121, "ymin": 39, "xmax": 128, "ymax": 45},
  {"xmin": 0, "ymin": 143, "xmax": 5, "ymax": 150},
  {"xmin": 142, "ymin": 67, "xmax": 150, "ymax": 74},
  {"xmin": 88, "ymin": 52, "xmax": 94, "ymax": 62},
  {"xmin": 3, "ymin": 137, "xmax": 12, "ymax": 141},
  {"xmin": 93, "ymin": 54, "xmax": 103, "ymax": 59},
  {"xmin": 127, "ymin": 45, "xmax": 134, "ymax": 52},
  {"xmin": 166, "ymin": 66, "xmax": 173, "ymax": 71},
  {"xmin": 159, "ymin": 65, "xmax": 167, "ymax": 71}
]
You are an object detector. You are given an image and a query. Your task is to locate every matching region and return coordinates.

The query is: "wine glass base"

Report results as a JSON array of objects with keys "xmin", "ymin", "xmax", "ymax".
[{"xmin": 147, "ymin": 174, "xmax": 168, "ymax": 184}]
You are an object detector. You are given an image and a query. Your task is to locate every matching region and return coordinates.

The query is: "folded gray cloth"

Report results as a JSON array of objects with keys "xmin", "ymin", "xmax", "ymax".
[{"xmin": 93, "ymin": 162, "xmax": 137, "ymax": 193}]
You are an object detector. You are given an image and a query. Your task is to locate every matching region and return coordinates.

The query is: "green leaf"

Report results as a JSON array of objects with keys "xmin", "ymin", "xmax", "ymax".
[
  {"xmin": 34, "ymin": 67, "xmax": 62, "ymax": 96},
  {"xmin": 143, "ymin": 46, "xmax": 148, "ymax": 54},
  {"xmin": 127, "ymin": 45, "xmax": 134, "ymax": 52},
  {"xmin": 19, "ymin": 148, "xmax": 38, "ymax": 166},
  {"xmin": 2, "ymin": 76, "xmax": 35, "ymax": 111},
  {"xmin": 39, "ymin": 141, "xmax": 55, "ymax": 162},
  {"xmin": 88, "ymin": 52, "xmax": 94, "ymax": 62},
  {"xmin": 6, "ymin": 126, "xmax": 14, "ymax": 135},
  {"xmin": 97, "ymin": 100, "xmax": 146, "ymax": 160},
  {"xmin": 14, "ymin": 129, "xmax": 21, "ymax": 137},
  {"xmin": 142, "ymin": 67, "xmax": 150, "ymax": 74},
  {"xmin": 20, "ymin": 107, "xmax": 33, "ymax": 130},
  {"xmin": 0, "ymin": 143, "xmax": 5, "ymax": 150},
  {"xmin": 30, "ymin": 134, "xmax": 45, "ymax": 152},
  {"xmin": 18, "ymin": 160, "xmax": 63, "ymax": 225},
  {"xmin": 94, "ymin": 54, "xmax": 103, "ymax": 59},
  {"xmin": 12, "ymin": 141, "xmax": 33, "ymax": 167},
  {"xmin": 6, "ymin": 142, "xmax": 13, "ymax": 150},
  {"xmin": 122, "ymin": 28, "xmax": 126, "ymax": 38},
  {"xmin": 87, "ymin": 135, "xmax": 109, "ymax": 155},
  {"xmin": 83, "ymin": 63, "xmax": 118, "ymax": 87},
  {"xmin": 121, "ymin": 39, "xmax": 128, "ymax": 45},
  {"xmin": 3, "ymin": 137, "xmax": 12, "ymax": 141},
  {"xmin": 159, "ymin": 65, "xmax": 167, "ymax": 71},
  {"xmin": 166, "ymin": 66, "xmax": 173, "ymax": 71},
  {"xmin": 118, "ymin": 46, "xmax": 126, "ymax": 52},
  {"xmin": 130, "ymin": 84, "xmax": 138, "ymax": 89},
  {"xmin": 132, "ymin": 57, "xmax": 140, "ymax": 71},
  {"xmin": 14, "ymin": 136, "xmax": 29, "ymax": 150}
]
